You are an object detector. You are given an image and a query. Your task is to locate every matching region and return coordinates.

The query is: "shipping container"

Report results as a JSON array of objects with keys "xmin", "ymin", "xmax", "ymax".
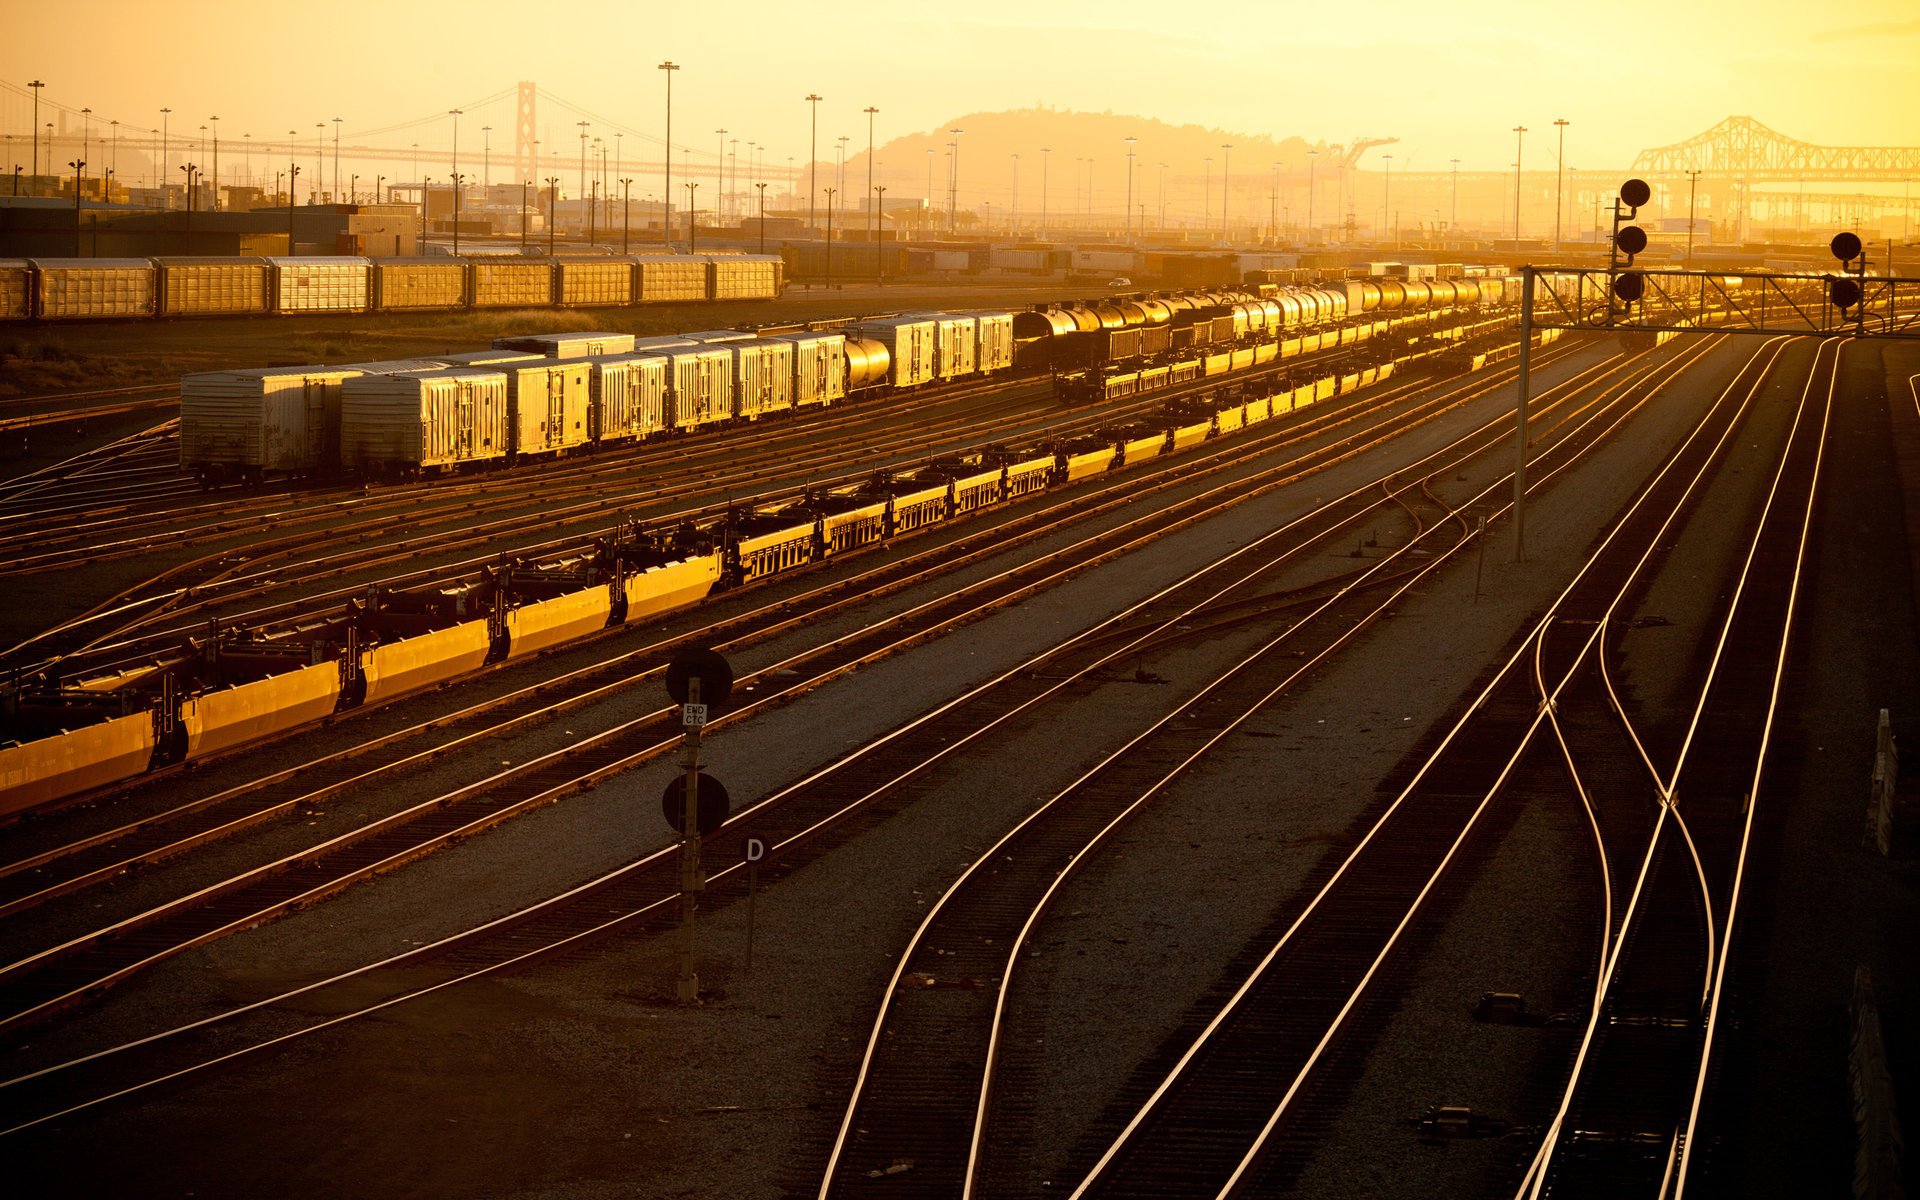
[
  {"xmin": 853, "ymin": 317, "xmax": 937, "ymax": 387},
  {"xmin": 493, "ymin": 331, "xmax": 639, "ymax": 359},
  {"xmin": 499, "ymin": 360, "xmax": 592, "ymax": 456},
  {"xmin": 581, "ymin": 353, "xmax": 670, "ymax": 443},
  {"xmin": 269, "ymin": 256, "xmax": 370, "ymax": 313},
  {"xmin": 469, "ymin": 257, "xmax": 554, "ymax": 308},
  {"xmin": 341, "ymin": 368, "xmax": 510, "ymax": 472},
  {"xmin": 154, "ymin": 257, "xmax": 272, "ymax": 317},
  {"xmin": 708, "ymin": 254, "xmax": 784, "ymax": 300},
  {"xmin": 30, "ymin": 258, "xmax": 155, "ymax": 320},
  {"xmin": 635, "ymin": 254, "xmax": 708, "ymax": 302},
  {"xmin": 179, "ymin": 366, "xmax": 357, "ymax": 479},
  {"xmin": 370, "ymin": 257, "xmax": 468, "ymax": 310},
  {"xmin": 556, "ymin": 257, "xmax": 637, "ymax": 307},
  {"xmin": 638, "ymin": 347, "xmax": 734, "ymax": 431},
  {"xmin": 0, "ymin": 259, "xmax": 31, "ymax": 320},
  {"xmin": 760, "ymin": 331, "xmax": 848, "ymax": 406}
]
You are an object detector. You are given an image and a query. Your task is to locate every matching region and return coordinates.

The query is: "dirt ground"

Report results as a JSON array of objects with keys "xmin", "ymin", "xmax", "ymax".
[{"xmin": 0, "ymin": 281, "xmax": 1081, "ymax": 399}]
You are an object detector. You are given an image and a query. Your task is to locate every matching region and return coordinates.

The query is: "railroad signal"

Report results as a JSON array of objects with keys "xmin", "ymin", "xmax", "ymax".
[
  {"xmin": 1830, "ymin": 231, "xmax": 1862, "ymax": 265},
  {"xmin": 661, "ymin": 771, "xmax": 731, "ymax": 837},
  {"xmin": 666, "ymin": 646, "xmax": 734, "ymax": 713},
  {"xmin": 1606, "ymin": 178, "xmax": 1652, "ymax": 321},
  {"xmin": 1614, "ymin": 224, "xmax": 1648, "ymax": 257},
  {"xmin": 1828, "ymin": 276, "xmax": 1862, "ymax": 311},
  {"xmin": 1613, "ymin": 271, "xmax": 1646, "ymax": 303}
]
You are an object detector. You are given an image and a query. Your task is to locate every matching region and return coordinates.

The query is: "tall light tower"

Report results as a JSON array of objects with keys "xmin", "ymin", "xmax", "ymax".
[
  {"xmin": 1221, "ymin": 143, "xmax": 1232, "ymax": 240},
  {"xmin": 159, "ymin": 106, "xmax": 171, "ymax": 206},
  {"xmin": 209, "ymin": 115, "xmax": 220, "ymax": 210},
  {"xmin": 29, "ymin": 81, "xmax": 45, "ymax": 182},
  {"xmin": 948, "ymin": 127, "xmax": 963, "ymax": 233},
  {"xmin": 864, "ymin": 106, "xmax": 879, "ymax": 246},
  {"xmin": 1552, "ymin": 117, "xmax": 1569, "ymax": 250},
  {"xmin": 1124, "ymin": 136, "xmax": 1137, "ymax": 242},
  {"xmin": 1686, "ymin": 168, "xmax": 1702, "ymax": 267},
  {"xmin": 482, "ymin": 125, "xmax": 491, "ymax": 189},
  {"xmin": 331, "ymin": 116, "xmax": 341, "ymax": 203},
  {"xmin": 1511, "ymin": 124, "xmax": 1528, "ymax": 244},
  {"xmin": 717, "ymin": 127, "xmax": 729, "ymax": 219},
  {"xmin": 805, "ymin": 93, "xmax": 823, "ymax": 232},
  {"xmin": 1307, "ymin": 148, "xmax": 1318, "ymax": 238},
  {"xmin": 659, "ymin": 61, "xmax": 679, "ymax": 246}
]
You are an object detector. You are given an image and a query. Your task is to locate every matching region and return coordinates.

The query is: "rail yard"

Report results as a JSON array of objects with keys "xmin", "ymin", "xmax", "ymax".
[{"xmin": 6, "ymin": 12, "xmax": 1920, "ymax": 1194}]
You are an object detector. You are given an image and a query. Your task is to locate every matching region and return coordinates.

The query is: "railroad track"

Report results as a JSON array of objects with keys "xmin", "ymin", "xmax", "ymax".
[
  {"xmin": 815, "ymin": 333, "xmax": 1725, "ymax": 1199},
  {"xmin": 0, "ymin": 339, "xmax": 1605, "ymax": 1128}
]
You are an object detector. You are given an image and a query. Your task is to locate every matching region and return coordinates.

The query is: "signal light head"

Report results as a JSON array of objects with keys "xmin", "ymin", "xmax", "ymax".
[
  {"xmin": 1614, "ymin": 225, "xmax": 1648, "ymax": 257},
  {"xmin": 1830, "ymin": 232, "xmax": 1862, "ymax": 263},
  {"xmin": 1619, "ymin": 178, "xmax": 1651, "ymax": 209},
  {"xmin": 1829, "ymin": 277, "xmax": 1862, "ymax": 310},
  {"xmin": 1613, "ymin": 271, "xmax": 1645, "ymax": 303}
]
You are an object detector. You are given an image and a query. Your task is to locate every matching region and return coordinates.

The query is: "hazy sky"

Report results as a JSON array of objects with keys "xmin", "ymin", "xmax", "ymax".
[{"xmin": 6, "ymin": 0, "xmax": 1917, "ymax": 178}]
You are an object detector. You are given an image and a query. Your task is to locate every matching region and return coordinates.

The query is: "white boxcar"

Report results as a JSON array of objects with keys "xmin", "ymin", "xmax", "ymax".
[
  {"xmin": 470, "ymin": 257, "xmax": 554, "ymax": 308},
  {"xmin": 341, "ymin": 368, "xmax": 510, "ymax": 473},
  {"xmin": 963, "ymin": 311, "xmax": 1015, "ymax": 373},
  {"xmin": 581, "ymin": 353, "xmax": 671, "ymax": 444},
  {"xmin": 760, "ymin": 331, "xmax": 848, "ymax": 407},
  {"xmin": 707, "ymin": 255, "xmax": 784, "ymax": 300},
  {"xmin": 336, "ymin": 358, "xmax": 452, "ymax": 375},
  {"xmin": 0, "ymin": 260, "xmax": 31, "ymax": 320},
  {"xmin": 630, "ymin": 335, "xmax": 698, "ymax": 352},
  {"xmin": 853, "ymin": 317, "xmax": 937, "ymax": 388},
  {"xmin": 916, "ymin": 313, "xmax": 977, "ymax": 380},
  {"xmin": 493, "ymin": 332, "xmax": 638, "ymax": 359},
  {"xmin": 179, "ymin": 366, "xmax": 358, "ymax": 480},
  {"xmin": 555, "ymin": 257, "xmax": 637, "ymax": 307},
  {"xmin": 639, "ymin": 347, "xmax": 734, "ymax": 432},
  {"xmin": 370, "ymin": 258, "xmax": 467, "ymax": 310},
  {"xmin": 432, "ymin": 350, "xmax": 543, "ymax": 367},
  {"xmin": 675, "ymin": 329, "xmax": 755, "ymax": 344},
  {"xmin": 635, "ymin": 254, "xmax": 708, "ymax": 302},
  {"xmin": 155, "ymin": 257, "xmax": 272, "ymax": 317},
  {"xmin": 499, "ymin": 360, "xmax": 592, "ymax": 457},
  {"xmin": 724, "ymin": 339, "xmax": 795, "ymax": 420},
  {"xmin": 269, "ymin": 257, "xmax": 370, "ymax": 313},
  {"xmin": 30, "ymin": 258, "xmax": 155, "ymax": 320}
]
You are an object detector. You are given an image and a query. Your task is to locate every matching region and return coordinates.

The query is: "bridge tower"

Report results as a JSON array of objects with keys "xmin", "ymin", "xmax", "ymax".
[{"xmin": 515, "ymin": 81, "xmax": 537, "ymax": 189}]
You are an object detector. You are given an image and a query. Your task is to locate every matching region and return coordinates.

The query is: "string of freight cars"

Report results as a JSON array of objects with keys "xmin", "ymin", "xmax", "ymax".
[
  {"xmin": 1, "ymin": 297, "xmax": 1550, "ymax": 820},
  {"xmin": 177, "ymin": 276, "xmax": 1524, "ymax": 485},
  {"xmin": 0, "ymin": 253, "xmax": 783, "ymax": 322}
]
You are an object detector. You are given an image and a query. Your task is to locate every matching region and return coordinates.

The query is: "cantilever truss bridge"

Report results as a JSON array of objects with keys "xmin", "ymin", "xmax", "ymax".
[{"xmin": 1631, "ymin": 117, "xmax": 1920, "ymax": 182}]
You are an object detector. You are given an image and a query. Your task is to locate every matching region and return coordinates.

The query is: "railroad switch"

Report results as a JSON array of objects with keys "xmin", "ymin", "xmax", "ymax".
[{"xmin": 1413, "ymin": 1104, "xmax": 1511, "ymax": 1140}]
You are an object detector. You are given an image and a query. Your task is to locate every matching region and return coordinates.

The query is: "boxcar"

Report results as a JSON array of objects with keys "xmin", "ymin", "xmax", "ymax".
[
  {"xmin": 965, "ymin": 311, "xmax": 1016, "ymax": 373},
  {"xmin": 675, "ymin": 329, "xmax": 755, "ymax": 344},
  {"xmin": 580, "ymin": 352, "xmax": 671, "ymax": 443},
  {"xmin": 493, "ymin": 332, "xmax": 638, "ymax": 359},
  {"xmin": 370, "ymin": 257, "xmax": 468, "ymax": 311},
  {"xmin": 179, "ymin": 366, "xmax": 357, "ymax": 481},
  {"xmin": 640, "ymin": 346, "xmax": 734, "ymax": 431},
  {"xmin": 269, "ymin": 256, "xmax": 370, "ymax": 313},
  {"xmin": 760, "ymin": 331, "xmax": 848, "ymax": 407},
  {"xmin": 154, "ymin": 257, "xmax": 272, "ymax": 317},
  {"xmin": 636, "ymin": 254, "xmax": 708, "ymax": 302},
  {"xmin": 909, "ymin": 313, "xmax": 977, "ymax": 380},
  {"xmin": 724, "ymin": 339, "xmax": 795, "ymax": 420},
  {"xmin": 498, "ymin": 360, "xmax": 592, "ymax": 457},
  {"xmin": 30, "ymin": 258, "xmax": 156, "ymax": 320},
  {"xmin": 708, "ymin": 254, "xmax": 784, "ymax": 300},
  {"xmin": 0, "ymin": 260, "xmax": 31, "ymax": 320},
  {"xmin": 555, "ymin": 257, "xmax": 636, "ymax": 307},
  {"xmin": 469, "ymin": 257, "xmax": 554, "ymax": 308},
  {"xmin": 853, "ymin": 317, "xmax": 937, "ymax": 387},
  {"xmin": 341, "ymin": 368, "xmax": 510, "ymax": 473}
]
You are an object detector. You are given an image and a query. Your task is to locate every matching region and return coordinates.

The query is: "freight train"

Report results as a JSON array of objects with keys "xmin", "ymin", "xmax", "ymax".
[
  {"xmin": 0, "ymin": 251, "xmax": 783, "ymax": 322},
  {"xmin": 9, "ymin": 302, "xmax": 1519, "ymax": 818},
  {"xmin": 180, "ymin": 276, "xmax": 1517, "ymax": 485}
]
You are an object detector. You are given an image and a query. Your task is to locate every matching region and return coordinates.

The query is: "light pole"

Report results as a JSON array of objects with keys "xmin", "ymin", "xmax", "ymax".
[
  {"xmin": 1221, "ymin": 143, "xmax": 1232, "ymax": 241},
  {"xmin": 824, "ymin": 186, "xmax": 835, "ymax": 288},
  {"xmin": 576, "ymin": 120, "xmax": 589, "ymax": 243},
  {"xmin": 71, "ymin": 157, "xmax": 86, "ymax": 254},
  {"xmin": 863, "ymin": 106, "xmax": 878, "ymax": 247},
  {"xmin": 1511, "ymin": 124, "xmax": 1527, "ymax": 244},
  {"xmin": 1382, "ymin": 153, "xmax": 1392, "ymax": 243},
  {"xmin": 873, "ymin": 184, "xmax": 886, "ymax": 280},
  {"xmin": 620, "ymin": 177, "xmax": 633, "ymax": 252},
  {"xmin": 286, "ymin": 139, "xmax": 299, "ymax": 252},
  {"xmin": 805, "ymin": 93, "xmax": 823, "ymax": 233},
  {"xmin": 1552, "ymin": 117, "xmax": 1569, "ymax": 251},
  {"xmin": 109, "ymin": 119, "xmax": 118, "ymax": 183},
  {"xmin": 686, "ymin": 181, "xmax": 698, "ymax": 253},
  {"xmin": 81, "ymin": 107, "xmax": 91, "ymax": 174},
  {"xmin": 755, "ymin": 181, "xmax": 768, "ymax": 253},
  {"xmin": 331, "ymin": 115, "xmax": 341, "ymax": 203},
  {"xmin": 949, "ymin": 128, "xmax": 963, "ymax": 233},
  {"xmin": 315, "ymin": 123, "xmax": 324, "ymax": 200},
  {"xmin": 1450, "ymin": 157, "xmax": 1460, "ymax": 232},
  {"xmin": 1306, "ymin": 148, "xmax": 1319, "ymax": 240},
  {"xmin": 159, "ymin": 106, "xmax": 171, "ymax": 206},
  {"xmin": 452, "ymin": 171, "xmax": 464, "ymax": 255},
  {"xmin": 835, "ymin": 134, "xmax": 848, "ymax": 200},
  {"xmin": 481, "ymin": 125, "xmax": 491, "ymax": 190},
  {"xmin": 210, "ymin": 115, "xmax": 220, "ymax": 210},
  {"xmin": 1040, "ymin": 147, "xmax": 1051, "ymax": 239},
  {"xmin": 29, "ymin": 81, "xmax": 44, "ymax": 183},
  {"xmin": 351, "ymin": 173, "xmax": 358, "ymax": 204},
  {"xmin": 715, "ymin": 127, "xmax": 728, "ymax": 220},
  {"xmin": 547, "ymin": 176, "xmax": 559, "ymax": 255},
  {"xmin": 1124, "ymin": 136, "xmax": 1137, "ymax": 242},
  {"xmin": 659, "ymin": 61, "xmax": 679, "ymax": 247},
  {"xmin": 1686, "ymin": 168, "xmax": 1701, "ymax": 267}
]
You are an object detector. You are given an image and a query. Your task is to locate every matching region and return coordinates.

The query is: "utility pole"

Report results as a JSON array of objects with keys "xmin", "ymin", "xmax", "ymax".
[
  {"xmin": 756, "ymin": 180, "xmax": 768, "ymax": 253},
  {"xmin": 686, "ymin": 181, "xmax": 698, "ymax": 253},
  {"xmin": 159, "ymin": 106, "xmax": 171, "ymax": 207},
  {"xmin": 805, "ymin": 93, "xmax": 823, "ymax": 233},
  {"xmin": 1552, "ymin": 118, "xmax": 1569, "ymax": 251},
  {"xmin": 659, "ymin": 61, "xmax": 679, "ymax": 247},
  {"xmin": 29, "ymin": 81, "xmax": 44, "ymax": 183},
  {"xmin": 948, "ymin": 127, "xmax": 963, "ymax": 234},
  {"xmin": 1512, "ymin": 125, "xmax": 1528, "ymax": 245},
  {"xmin": 332, "ymin": 116, "xmax": 342, "ymax": 204},
  {"xmin": 1686, "ymin": 168, "xmax": 1702, "ymax": 267},
  {"xmin": 547, "ymin": 176, "xmax": 560, "ymax": 255},
  {"xmin": 864, "ymin": 106, "xmax": 878, "ymax": 251}
]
